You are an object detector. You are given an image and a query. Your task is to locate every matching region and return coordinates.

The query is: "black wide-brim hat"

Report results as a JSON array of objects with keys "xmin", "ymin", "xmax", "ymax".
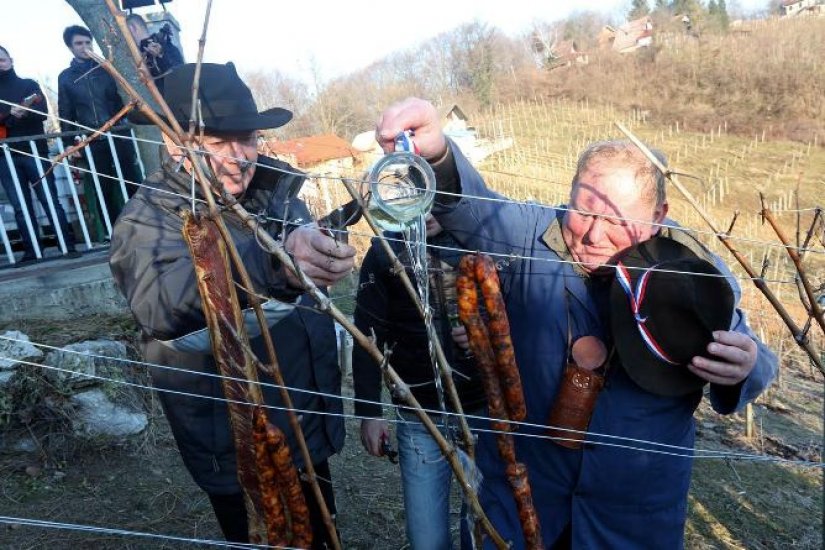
[
  {"xmin": 132, "ymin": 62, "xmax": 292, "ymax": 132},
  {"xmin": 610, "ymin": 237, "xmax": 735, "ymax": 397}
]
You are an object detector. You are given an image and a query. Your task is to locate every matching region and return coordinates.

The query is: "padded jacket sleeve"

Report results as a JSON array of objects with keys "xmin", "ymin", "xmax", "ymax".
[
  {"xmin": 351, "ymin": 240, "xmax": 389, "ymax": 418},
  {"xmin": 109, "ymin": 189, "xmax": 299, "ymax": 343}
]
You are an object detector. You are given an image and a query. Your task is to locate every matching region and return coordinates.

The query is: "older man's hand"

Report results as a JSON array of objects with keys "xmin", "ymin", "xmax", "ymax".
[
  {"xmin": 687, "ymin": 330, "xmax": 758, "ymax": 386},
  {"xmin": 375, "ymin": 97, "xmax": 447, "ymax": 160},
  {"xmin": 284, "ymin": 224, "xmax": 356, "ymax": 288}
]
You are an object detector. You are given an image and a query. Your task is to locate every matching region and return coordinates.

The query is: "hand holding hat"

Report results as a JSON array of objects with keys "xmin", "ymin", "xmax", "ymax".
[
  {"xmin": 610, "ymin": 236, "xmax": 756, "ymax": 397},
  {"xmin": 689, "ymin": 330, "xmax": 757, "ymax": 386}
]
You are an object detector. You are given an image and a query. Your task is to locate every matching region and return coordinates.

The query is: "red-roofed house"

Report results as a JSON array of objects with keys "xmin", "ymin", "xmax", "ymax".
[
  {"xmin": 548, "ymin": 40, "xmax": 589, "ymax": 68},
  {"xmin": 600, "ymin": 16, "xmax": 654, "ymax": 54},
  {"xmin": 263, "ymin": 134, "xmax": 357, "ymax": 172}
]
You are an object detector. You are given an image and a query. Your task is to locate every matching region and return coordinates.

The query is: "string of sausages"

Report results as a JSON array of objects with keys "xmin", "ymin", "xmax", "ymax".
[
  {"xmin": 182, "ymin": 212, "xmax": 268, "ymax": 543},
  {"xmin": 457, "ymin": 254, "xmax": 543, "ymax": 549},
  {"xmin": 184, "ymin": 212, "xmax": 312, "ymax": 548},
  {"xmin": 253, "ymin": 407, "xmax": 313, "ymax": 548}
]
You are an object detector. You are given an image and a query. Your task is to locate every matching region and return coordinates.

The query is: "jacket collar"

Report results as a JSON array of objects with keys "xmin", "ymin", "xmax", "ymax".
[{"xmin": 540, "ymin": 210, "xmax": 589, "ymax": 278}]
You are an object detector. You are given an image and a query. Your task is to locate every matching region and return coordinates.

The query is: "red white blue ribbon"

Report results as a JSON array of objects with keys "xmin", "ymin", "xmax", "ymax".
[
  {"xmin": 394, "ymin": 130, "xmax": 420, "ymax": 155},
  {"xmin": 615, "ymin": 262, "xmax": 678, "ymax": 365}
]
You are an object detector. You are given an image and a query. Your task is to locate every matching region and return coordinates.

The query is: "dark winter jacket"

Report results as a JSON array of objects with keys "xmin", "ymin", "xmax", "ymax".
[
  {"xmin": 57, "ymin": 58, "xmax": 126, "ymax": 139},
  {"xmin": 352, "ymin": 230, "xmax": 487, "ymax": 417},
  {"xmin": 109, "ymin": 154, "xmax": 345, "ymax": 494},
  {"xmin": 0, "ymin": 67, "xmax": 49, "ymax": 155}
]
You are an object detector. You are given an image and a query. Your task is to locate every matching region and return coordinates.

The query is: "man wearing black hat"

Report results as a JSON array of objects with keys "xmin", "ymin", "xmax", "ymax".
[
  {"xmin": 109, "ymin": 63, "xmax": 356, "ymax": 546},
  {"xmin": 375, "ymin": 98, "xmax": 777, "ymax": 549}
]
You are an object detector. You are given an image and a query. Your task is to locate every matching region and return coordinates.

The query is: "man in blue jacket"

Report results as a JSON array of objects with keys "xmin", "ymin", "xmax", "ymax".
[{"xmin": 375, "ymin": 98, "xmax": 777, "ymax": 548}]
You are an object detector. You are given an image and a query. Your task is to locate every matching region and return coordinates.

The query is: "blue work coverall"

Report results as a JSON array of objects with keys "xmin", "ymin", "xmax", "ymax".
[{"xmin": 434, "ymin": 144, "xmax": 777, "ymax": 549}]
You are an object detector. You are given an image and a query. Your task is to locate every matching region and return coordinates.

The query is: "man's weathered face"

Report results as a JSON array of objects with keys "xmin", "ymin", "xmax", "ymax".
[
  {"xmin": 0, "ymin": 51, "xmax": 12, "ymax": 72},
  {"xmin": 69, "ymin": 34, "xmax": 93, "ymax": 60},
  {"xmin": 562, "ymin": 159, "xmax": 667, "ymax": 272},
  {"xmin": 198, "ymin": 132, "xmax": 259, "ymax": 196}
]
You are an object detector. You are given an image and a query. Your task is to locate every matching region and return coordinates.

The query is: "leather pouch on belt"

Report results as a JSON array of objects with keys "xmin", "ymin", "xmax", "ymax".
[{"xmin": 546, "ymin": 362, "xmax": 604, "ymax": 450}]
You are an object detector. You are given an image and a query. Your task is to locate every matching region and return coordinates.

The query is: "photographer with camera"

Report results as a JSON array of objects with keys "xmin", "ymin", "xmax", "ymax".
[{"xmin": 126, "ymin": 14, "xmax": 183, "ymax": 87}]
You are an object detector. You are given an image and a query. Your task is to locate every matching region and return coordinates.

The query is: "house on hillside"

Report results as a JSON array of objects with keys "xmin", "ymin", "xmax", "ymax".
[
  {"xmin": 264, "ymin": 134, "xmax": 359, "ymax": 215},
  {"xmin": 781, "ymin": 0, "xmax": 819, "ymax": 17},
  {"xmin": 599, "ymin": 16, "xmax": 654, "ymax": 53},
  {"xmin": 781, "ymin": 0, "xmax": 824, "ymax": 17},
  {"xmin": 547, "ymin": 40, "xmax": 589, "ymax": 69},
  {"xmin": 441, "ymin": 105, "xmax": 513, "ymax": 165},
  {"xmin": 529, "ymin": 30, "xmax": 589, "ymax": 69},
  {"xmin": 264, "ymin": 134, "xmax": 357, "ymax": 173},
  {"xmin": 443, "ymin": 105, "xmax": 472, "ymax": 134}
]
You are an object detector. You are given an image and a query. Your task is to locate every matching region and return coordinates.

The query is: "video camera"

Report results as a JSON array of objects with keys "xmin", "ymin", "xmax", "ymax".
[{"xmin": 139, "ymin": 22, "xmax": 174, "ymax": 54}]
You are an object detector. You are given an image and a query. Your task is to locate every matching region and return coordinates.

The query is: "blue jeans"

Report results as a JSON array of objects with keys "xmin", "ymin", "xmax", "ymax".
[{"xmin": 396, "ymin": 409, "xmax": 481, "ymax": 550}]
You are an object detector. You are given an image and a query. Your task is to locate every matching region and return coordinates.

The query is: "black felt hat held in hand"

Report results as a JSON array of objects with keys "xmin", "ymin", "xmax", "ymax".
[
  {"xmin": 132, "ymin": 62, "xmax": 292, "ymax": 132},
  {"xmin": 610, "ymin": 236, "xmax": 735, "ymax": 397}
]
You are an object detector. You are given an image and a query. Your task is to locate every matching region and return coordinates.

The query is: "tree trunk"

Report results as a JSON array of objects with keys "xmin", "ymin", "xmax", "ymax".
[{"xmin": 64, "ymin": 0, "xmax": 162, "ymax": 175}]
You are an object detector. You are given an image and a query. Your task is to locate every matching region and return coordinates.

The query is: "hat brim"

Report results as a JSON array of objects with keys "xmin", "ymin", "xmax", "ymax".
[
  {"xmin": 609, "ymin": 238, "xmax": 731, "ymax": 397},
  {"xmin": 129, "ymin": 106, "xmax": 293, "ymax": 132}
]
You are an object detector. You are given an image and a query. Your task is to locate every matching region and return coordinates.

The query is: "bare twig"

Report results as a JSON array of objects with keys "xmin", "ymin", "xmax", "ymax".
[
  {"xmin": 800, "ymin": 208, "xmax": 822, "ymax": 262},
  {"xmin": 216, "ymin": 191, "xmax": 508, "ymax": 549},
  {"xmin": 760, "ymin": 196, "xmax": 825, "ymax": 338},
  {"xmin": 31, "ymin": 101, "xmax": 136, "ymax": 188},
  {"xmin": 101, "ymin": 3, "xmax": 339, "ymax": 546},
  {"xmin": 186, "ymin": 0, "xmax": 213, "ymax": 141},
  {"xmin": 725, "ymin": 211, "xmax": 740, "ymax": 236},
  {"xmin": 95, "ymin": 4, "xmax": 503, "ymax": 544}
]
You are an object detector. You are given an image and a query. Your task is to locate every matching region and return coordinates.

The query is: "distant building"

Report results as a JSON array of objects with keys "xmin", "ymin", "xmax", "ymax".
[
  {"xmin": 781, "ymin": 0, "xmax": 824, "ymax": 17},
  {"xmin": 264, "ymin": 134, "xmax": 357, "ymax": 172},
  {"xmin": 547, "ymin": 40, "xmax": 589, "ymax": 69},
  {"xmin": 600, "ymin": 16, "xmax": 654, "ymax": 54},
  {"xmin": 440, "ymin": 104, "xmax": 513, "ymax": 165},
  {"xmin": 262, "ymin": 134, "xmax": 358, "ymax": 216}
]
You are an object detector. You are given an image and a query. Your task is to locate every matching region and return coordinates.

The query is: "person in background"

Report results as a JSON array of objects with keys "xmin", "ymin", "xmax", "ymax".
[
  {"xmin": 58, "ymin": 25, "xmax": 141, "ymax": 235},
  {"xmin": 125, "ymin": 13, "xmax": 183, "ymax": 89},
  {"xmin": 0, "ymin": 45, "xmax": 79, "ymax": 266},
  {"xmin": 353, "ymin": 214, "xmax": 486, "ymax": 549}
]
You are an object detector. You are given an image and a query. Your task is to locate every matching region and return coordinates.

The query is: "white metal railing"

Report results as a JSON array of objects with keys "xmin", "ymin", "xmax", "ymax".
[{"xmin": 0, "ymin": 126, "xmax": 146, "ymax": 268}]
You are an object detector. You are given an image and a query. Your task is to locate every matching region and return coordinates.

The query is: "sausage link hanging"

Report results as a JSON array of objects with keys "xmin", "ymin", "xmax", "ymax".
[
  {"xmin": 457, "ymin": 253, "xmax": 543, "ymax": 549},
  {"xmin": 457, "ymin": 255, "xmax": 510, "ymax": 433},
  {"xmin": 253, "ymin": 407, "xmax": 289, "ymax": 546},
  {"xmin": 474, "ymin": 255, "xmax": 527, "ymax": 423},
  {"xmin": 265, "ymin": 419, "xmax": 313, "ymax": 549},
  {"xmin": 506, "ymin": 463, "xmax": 543, "ymax": 550}
]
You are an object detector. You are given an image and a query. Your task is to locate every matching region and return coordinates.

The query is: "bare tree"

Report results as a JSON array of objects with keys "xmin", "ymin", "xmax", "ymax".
[{"xmin": 242, "ymin": 69, "xmax": 314, "ymax": 139}]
